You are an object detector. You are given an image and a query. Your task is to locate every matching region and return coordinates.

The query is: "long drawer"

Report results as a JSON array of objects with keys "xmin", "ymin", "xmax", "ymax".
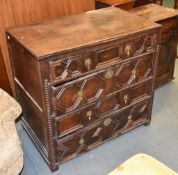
[
  {"xmin": 56, "ymin": 99, "xmax": 150, "ymax": 164},
  {"xmin": 49, "ymin": 33, "xmax": 156, "ymax": 84},
  {"xmin": 51, "ymin": 53, "xmax": 154, "ymax": 116},
  {"xmin": 54, "ymin": 80, "xmax": 152, "ymax": 138}
]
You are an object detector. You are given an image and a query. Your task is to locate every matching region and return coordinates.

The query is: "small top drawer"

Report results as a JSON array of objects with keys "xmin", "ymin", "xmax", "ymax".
[
  {"xmin": 49, "ymin": 34, "xmax": 156, "ymax": 84},
  {"xmin": 50, "ymin": 44, "xmax": 121, "ymax": 84},
  {"xmin": 123, "ymin": 34, "xmax": 156, "ymax": 58}
]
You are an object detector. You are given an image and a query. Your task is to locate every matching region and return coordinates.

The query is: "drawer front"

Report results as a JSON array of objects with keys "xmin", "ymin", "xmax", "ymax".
[
  {"xmin": 56, "ymin": 100, "xmax": 150, "ymax": 163},
  {"xmin": 49, "ymin": 34, "xmax": 156, "ymax": 83},
  {"xmin": 50, "ymin": 45, "xmax": 121, "ymax": 83},
  {"xmin": 51, "ymin": 53, "xmax": 154, "ymax": 115},
  {"xmin": 55, "ymin": 80, "xmax": 152, "ymax": 137}
]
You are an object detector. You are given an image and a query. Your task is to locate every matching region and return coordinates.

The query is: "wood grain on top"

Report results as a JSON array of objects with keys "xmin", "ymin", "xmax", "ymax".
[
  {"xmin": 7, "ymin": 7, "xmax": 160, "ymax": 59},
  {"xmin": 130, "ymin": 3, "xmax": 178, "ymax": 22}
]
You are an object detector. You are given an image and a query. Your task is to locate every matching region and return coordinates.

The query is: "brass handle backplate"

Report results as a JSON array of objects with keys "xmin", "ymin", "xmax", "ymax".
[
  {"xmin": 79, "ymin": 138, "xmax": 85, "ymax": 146},
  {"xmin": 104, "ymin": 118, "xmax": 112, "ymax": 126},
  {"xmin": 105, "ymin": 69, "xmax": 114, "ymax": 80},
  {"xmin": 125, "ymin": 45, "xmax": 131, "ymax": 57},
  {"xmin": 124, "ymin": 94, "xmax": 128, "ymax": 104},
  {"xmin": 86, "ymin": 110, "xmax": 93, "ymax": 121},
  {"xmin": 85, "ymin": 58, "xmax": 92, "ymax": 71},
  {"xmin": 128, "ymin": 115, "xmax": 132, "ymax": 121}
]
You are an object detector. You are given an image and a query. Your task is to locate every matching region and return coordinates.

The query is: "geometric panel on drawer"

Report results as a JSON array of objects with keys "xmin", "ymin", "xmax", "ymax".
[
  {"xmin": 57, "ymin": 113, "xmax": 82, "ymax": 136},
  {"xmin": 82, "ymin": 76, "xmax": 104, "ymax": 102},
  {"xmin": 54, "ymin": 76, "xmax": 104, "ymax": 115},
  {"xmin": 115, "ymin": 63, "xmax": 132, "ymax": 87},
  {"xmin": 135, "ymin": 35, "xmax": 155, "ymax": 55},
  {"xmin": 56, "ymin": 85, "xmax": 81, "ymax": 111},
  {"xmin": 96, "ymin": 95, "xmax": 119, "ymax": 115},
  {"xmin": 132, "ymin": 100, "xmax": 149, "ymax": 121},
  {"xmin": 115, "ymin": 54, "xmax": 153, "ymax": 88},
  {"xmin": 123, "ymin": 34, "xmax": 155, "ymax": 58},
  {"xmin": 50, "ymin": 56, "xmax": 81, "ymax": 82},
  {"xmin": 134, "ymin": 56, "xmax": 152, "ymax": 80}
]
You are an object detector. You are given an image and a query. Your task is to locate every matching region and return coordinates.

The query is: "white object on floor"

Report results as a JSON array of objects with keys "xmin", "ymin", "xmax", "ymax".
[
  {"xmin": 108, "ymin": 153, "xmax": 177, "ymax": 175},
  {"xmin": 0, "ymin": 88, "xmax": 23, "ymax": 175}
]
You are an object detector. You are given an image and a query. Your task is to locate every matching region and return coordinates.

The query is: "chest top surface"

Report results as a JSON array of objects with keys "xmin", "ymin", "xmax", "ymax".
[
  {"xmin": 130, "ymin": 4, "xmax": 178, "ymax": 22},
  {"xmin": 7, "ymin": 7, "xmax": 159, "ymax": 59}
]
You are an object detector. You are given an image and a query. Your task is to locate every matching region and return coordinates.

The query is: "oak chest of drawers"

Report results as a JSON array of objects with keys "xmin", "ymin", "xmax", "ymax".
[
  {"xmin": 7, "ymin": 7, "xmax": 160, "ymax": 172},
  {"xmin": 130, "ymin": 4, "xmax": 178, "ymax": 88}
]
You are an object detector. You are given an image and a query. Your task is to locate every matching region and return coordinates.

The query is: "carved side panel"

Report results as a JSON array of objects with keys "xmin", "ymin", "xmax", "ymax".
[{"xmin": 157, "ymin": 29, "xmax": 177, "ymax": 76}]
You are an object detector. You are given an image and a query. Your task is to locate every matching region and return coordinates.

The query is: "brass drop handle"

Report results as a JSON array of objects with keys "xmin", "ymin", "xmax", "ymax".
[
  {"xmin": 86, "ymin": 110, "xmax": 93, "ymax": 121},
  {"xmin": 85, "ymin": 58, "xmax": 92, "ymax": 71},
  {"xmin": 128, "ymin": 115, "xmax": 132, "ymax": 121},
  {"xmin": 104, "ymin": 118, "xmax": 112, "ymax": 127},
  {"xmin": 124, "ymin": 94, "xmax": 128, "ymax": 104},
  {"xmin": 105, "ymin": 69, "xmax": 114, "ymax": 80},
  {"xmin": 132, "ymin": 70, "xmax": 136, "ymax": 79},
  {"xmin": 78, "ymin": 91, "xmax": 83, "ymax": 101},
  {"xmin": 125, "ymin": 45, "xmax": 131, "ymax": 57},
  {"xmin": 79, "ymin": 138, "xmax": 85, "ymax": 146}
]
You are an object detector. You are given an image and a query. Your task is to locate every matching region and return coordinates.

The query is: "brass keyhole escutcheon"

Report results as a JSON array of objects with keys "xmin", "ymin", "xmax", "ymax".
[
  {"xmin": 85, "ymin": 58, "xmax": 92, "ymax": 71},
  {"xmin": 132, "ymin": 70, "xmax": 136, "ymax": 79},
  {"xmin": 124, "ymin": 94, "xmax": 128, "ymax": 104},
  {"xmin": 78, "ymin": 91, "xmax": 83, "ymax": 101},
  {"xmin": 86, "ymin": 110, "xmax": 93, "ymax": 121},
  {"xmin": 125, "ymin": 45, "xmax": 131, "ymax": 57},
  {"xmin": 105, "ymin": 69, "xmax": 114, "ymax": 80},
  {"xmin": 79, "ymin": 138, "xmax": 85, "ymax": 146},
  {"xmin": 104, "ymin": 118, "xmax": 112, "ymax": 126}
]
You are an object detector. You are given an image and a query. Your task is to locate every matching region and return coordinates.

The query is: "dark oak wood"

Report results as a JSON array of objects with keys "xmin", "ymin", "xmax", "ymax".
[
  {"xmin": 130, "ymin": 4, "xmax": 178, "ymax": 87},
  {"xmin": 175, "ymin": 0, "xmax": 178, "ymax": 9},
  {"xmin": 95, "ymin": 0, "xmax": 163, "ymax": 10},
  {"xmin": 0, "ymin": 46, "xmax": 12, "ymax": 95},
  {"xmin": 57, "ymin": 100, "xmax": 150, "ymax": 163},
  {"xmin": 134, "ymin": 0, "xmax": 163, "ymax": 7},
  {"xmin": 7, "ymin": 7, "xmax": 159, "ymax": 58},
  {"xmin": 7, "ymin": 7, "xmax": 160, "ymax": 172}
]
